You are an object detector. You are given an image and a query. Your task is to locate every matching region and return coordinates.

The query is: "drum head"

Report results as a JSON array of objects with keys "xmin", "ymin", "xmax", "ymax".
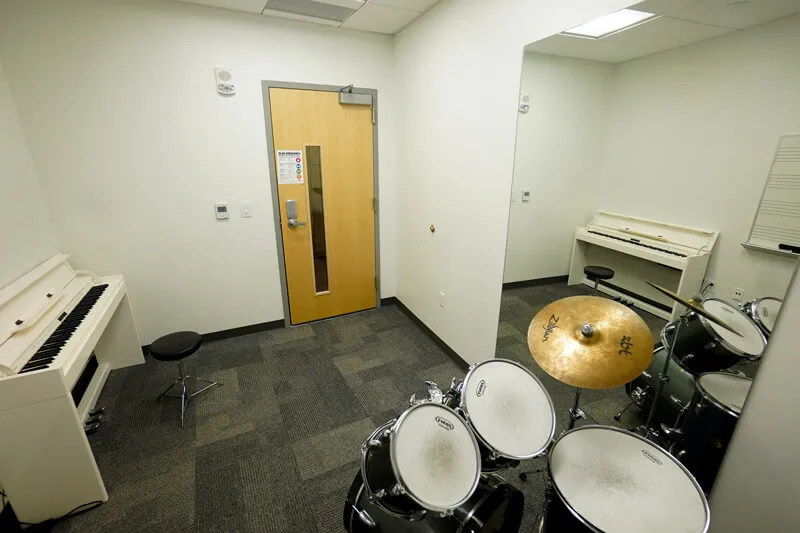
[
  {"xmin": 701, "ymin": 299, "xmax": 765, "ymax": 357},
  {"xmin": 391, "ymin": 403, "xmax": 481, "ymax": 512},
  {"xmin": 756, "ymin": 297, "xmax": 782, "ymax": 333},
  {"xmin": 462, "ymin": 359, "xmax": 555, "ymax": 459},
  {"xmin": 549, "ymin": 426, "xmax": 709, "ymax": 533},
  {"xmin": 698, "ymin": 372, "xmax": 752, "ymax": 414}
]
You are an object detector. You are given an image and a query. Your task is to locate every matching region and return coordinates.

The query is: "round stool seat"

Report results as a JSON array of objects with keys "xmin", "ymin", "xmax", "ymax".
[
  {"xmin": 150, "ymin": 331, "xmax": 202, "ymax": 361},
  {"xmin": 583, "ymin": 265, "xmax": 614, "ymax": 281}
]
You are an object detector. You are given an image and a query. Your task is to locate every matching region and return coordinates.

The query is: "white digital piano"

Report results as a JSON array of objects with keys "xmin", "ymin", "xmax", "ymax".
[
  {"xmin": 0, "ymin": 254, "xmax": 143, "ymax": 523},
  {"xmin": 569, "ymin": 212, "xmax": 719, "ymax": 320}
]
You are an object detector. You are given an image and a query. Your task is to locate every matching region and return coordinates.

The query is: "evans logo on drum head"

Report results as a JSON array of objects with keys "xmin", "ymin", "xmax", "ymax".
[
  {"xmin": 641, "ymin": 449, "xmax": 662, "ymax": 465},
  {"xmin": 476, "ymin": 380, "xmax": 486, "ymax": 397},
  {"xmin": 435, "ymin": 416, "xmax": 454, "ymax": 431}
]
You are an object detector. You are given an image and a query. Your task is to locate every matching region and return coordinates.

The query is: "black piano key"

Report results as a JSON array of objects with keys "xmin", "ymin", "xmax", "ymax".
[{"xmin": 20, "ymin": 362, "xmax": 51, "ymax": 373}]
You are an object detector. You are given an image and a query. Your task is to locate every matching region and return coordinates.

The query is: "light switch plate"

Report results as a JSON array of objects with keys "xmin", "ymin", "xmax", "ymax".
[{"xmin": 240, "ymin": 201, "xmax": 252, "ymax": 218}]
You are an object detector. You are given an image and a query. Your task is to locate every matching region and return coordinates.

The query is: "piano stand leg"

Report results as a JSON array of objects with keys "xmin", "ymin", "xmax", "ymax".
[{"xmin": 156, "ymin": 363, "xmax": 221, "ymax": 428}]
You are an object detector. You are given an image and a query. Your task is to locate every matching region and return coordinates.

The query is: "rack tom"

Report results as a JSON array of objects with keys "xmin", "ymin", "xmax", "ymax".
[
  {"xmin": 742, "ymin": 297, "xmax": 782, "ymax": 337},
  {"xmin": 662, "ymin": 298, "xmax": 766, "ymax": 374},
  {"xmin": 456, "ymin": 359, "xmax": 556, "ymax": 471}
]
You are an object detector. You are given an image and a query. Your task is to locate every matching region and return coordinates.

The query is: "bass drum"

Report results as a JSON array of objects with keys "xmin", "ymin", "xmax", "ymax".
[
  {"xmin": 625, "ymin": 345, "xmax": 696, "ymax": 428},
  {"xmin": 344, "ymin": 470, "xmax": 524, "ymax": 533},
  {"xmin": 663, "ymin": 298, "xmax": 766, "ymax": 374},
  {"xmin": 742, "ymin": 297, "xmax": 782, "ymax": 337}
]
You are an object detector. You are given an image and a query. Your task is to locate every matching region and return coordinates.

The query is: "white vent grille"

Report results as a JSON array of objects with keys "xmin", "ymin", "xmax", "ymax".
[{"xmin": 264, "ymin": 0, "xmax": 356, "ymax": 22}]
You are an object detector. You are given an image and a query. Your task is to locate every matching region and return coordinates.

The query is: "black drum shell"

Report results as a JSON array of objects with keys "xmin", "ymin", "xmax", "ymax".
[
  {"xmin": 344, "ymin": 471, "xmax": 524, "ymax": 533},
  {"xmin": 675, "ymin": 380, "xmax": 745, "ymax": 494},
  {"xmin": 663, "ymin": 316, "xmax": 742, "ymax": 374}
]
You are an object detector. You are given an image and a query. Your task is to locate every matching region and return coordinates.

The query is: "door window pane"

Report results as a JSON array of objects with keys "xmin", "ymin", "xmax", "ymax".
[{"xmin": 307, "ymin": 146, "xmax": 329, "ymax": 293}]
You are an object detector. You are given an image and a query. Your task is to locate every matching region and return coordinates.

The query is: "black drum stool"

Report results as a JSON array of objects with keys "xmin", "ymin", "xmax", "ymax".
[
  {"xmin": 151, "ymin": 331, "xmax": 219, "ymax": 427},
  {"xmin": 584, "ymin": 266, "xmax": 614, "ymax": 296}
]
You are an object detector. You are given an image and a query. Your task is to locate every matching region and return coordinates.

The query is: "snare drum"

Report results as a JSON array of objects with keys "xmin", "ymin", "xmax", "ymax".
[
  {"xmin": 457, "ymin": 359, "xmax": 556, "ymax": 471},
  {"xmin": 742, "ymin": 297, "xmax": 783, "ymax": 337},
  {"xmin": 542, "ymin": 426, "xmax": 710, "ymax": 533},
  {"xmin": 663, "ymin": 298, "xmax": 766, "ymax": 374},
  {"xmin": 676, "ymin": 372, "xmax": 752, "ymax": 493},
  {"xmin": 360, "ymin": 403, "xmax": 481, "ymax": 519}
]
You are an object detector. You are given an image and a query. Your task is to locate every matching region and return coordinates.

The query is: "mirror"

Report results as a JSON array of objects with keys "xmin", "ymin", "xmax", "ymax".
[{"xmin": 496, "ymin": 0, "xmax": 800, "ymax": 514}]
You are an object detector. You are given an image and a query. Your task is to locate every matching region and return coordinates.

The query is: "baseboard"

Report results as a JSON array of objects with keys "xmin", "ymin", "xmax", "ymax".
[
  {"xmin": 141, "ymin": 319, "xmax": 285, "ymax": 354},
  {"xmin": 502, "ymin": 275, "xmax": 568, "ymax": 290},
  {"xmin": 393, "ymin": 299, "xmax": 470, "ymax": 371},
  {"xmin": 380, "ymin": 296, "xmax": 398, "ymax": 307}
]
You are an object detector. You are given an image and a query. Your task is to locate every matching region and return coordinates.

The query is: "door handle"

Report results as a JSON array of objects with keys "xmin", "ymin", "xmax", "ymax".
[{"xmin": 285, "ymin": 199, "xmax": 306, "ymax": 229}]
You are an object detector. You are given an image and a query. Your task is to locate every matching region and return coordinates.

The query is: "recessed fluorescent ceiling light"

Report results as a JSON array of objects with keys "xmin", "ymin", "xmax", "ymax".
[{"xmin": 562, "ymin": 9, "xmax": 657, "ymax": 38}]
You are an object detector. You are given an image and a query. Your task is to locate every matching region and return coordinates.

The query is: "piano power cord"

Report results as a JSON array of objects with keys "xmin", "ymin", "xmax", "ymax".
[{"xmin": 2, "ymin": 490, "xmax": 103, "ymax": 532}]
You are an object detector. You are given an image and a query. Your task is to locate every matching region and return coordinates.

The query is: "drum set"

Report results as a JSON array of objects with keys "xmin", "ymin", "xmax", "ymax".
[
  {"xmin": 344, "ymin": 285, "xmax": 781, "ymax": 533},
  {"xmin": 619, "ymin": 288, "xmax": 781, "ymax": 493}
]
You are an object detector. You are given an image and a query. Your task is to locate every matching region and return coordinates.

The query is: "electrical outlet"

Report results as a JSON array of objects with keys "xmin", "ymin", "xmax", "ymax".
[
  {"xmin": 732, "ymin": 287, "xmax": 744, "ymax": 302},
  {"xmin": 439, "ymin": 291, "xmax": 446, "ymax": 309}
]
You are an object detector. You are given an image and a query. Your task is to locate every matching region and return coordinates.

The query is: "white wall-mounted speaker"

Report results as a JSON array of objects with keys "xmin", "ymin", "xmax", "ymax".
[{"xmin": 215, "ymin": 68, "xmax": 235, "ymax": 96}]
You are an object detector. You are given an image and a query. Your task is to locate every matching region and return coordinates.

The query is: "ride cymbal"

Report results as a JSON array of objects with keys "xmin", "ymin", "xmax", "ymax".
[{"xmin": 527, "ymin": 296, "xmax": 654, "ymax": 390}]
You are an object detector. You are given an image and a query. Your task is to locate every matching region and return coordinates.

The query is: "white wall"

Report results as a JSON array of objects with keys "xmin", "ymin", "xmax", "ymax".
[
  {"xmin": 0, "ymin": 58, "xmax": 58, "ymax": 289},
  {"xmin": 0, "ymin": 0, "xmax": 398, "ymax": 344},
  {"xmin": 595, "ymin": 14, "xmax": 800, "ymax": 302},
  {"xmin": 394, "ymin": 0, "xmax": 635, "ymax": 364},
  {"xmin": 504, "ymin": 53, "xmax": 613, "ymax": 283},
  {"xmin": 711, "ymin": 265, "xmax": 800, "ymax": 531}
]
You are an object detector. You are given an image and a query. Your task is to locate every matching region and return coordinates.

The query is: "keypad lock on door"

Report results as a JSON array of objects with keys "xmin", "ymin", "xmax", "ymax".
[{"xmin": 286, "ymin": 200, "xmax": 306, "ymax": 228}]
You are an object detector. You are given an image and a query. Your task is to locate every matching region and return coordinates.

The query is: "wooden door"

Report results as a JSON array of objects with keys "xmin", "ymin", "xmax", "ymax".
[{"xmin": 269, "ymin": 88, "xmax": 376, "ymax": 324}]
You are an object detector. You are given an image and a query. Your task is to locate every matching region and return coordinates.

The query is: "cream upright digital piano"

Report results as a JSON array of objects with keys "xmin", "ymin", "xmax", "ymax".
[
  {"xmin": 569, "ymin": 212, "xmax": 719, "ymax": 320},
  {"xmin": 0, "ymin": 254, "xmax": 144, "ymax": 523}
]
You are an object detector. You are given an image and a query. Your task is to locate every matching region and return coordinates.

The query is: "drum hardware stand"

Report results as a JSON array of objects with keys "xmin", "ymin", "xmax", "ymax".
[
  {"xmin": 613, "ymin": 380, "xmax": 651, "ymax": 421},
  {"xmin": 636, "ymin": 312, "xmax": 690, "ymax": 441},
  {"xmin": 348, "ymin": 502, "xmax": 377, "ymax": 528},
  {"xmin": 568, "ymin": 387, "xmax": 586, "ymax": 430}
]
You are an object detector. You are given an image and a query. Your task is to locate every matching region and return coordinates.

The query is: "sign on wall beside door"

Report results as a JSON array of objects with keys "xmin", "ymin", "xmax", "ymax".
[{"xmin": 277, "ymin": 150, "xmax": 304, "ymax": 184}]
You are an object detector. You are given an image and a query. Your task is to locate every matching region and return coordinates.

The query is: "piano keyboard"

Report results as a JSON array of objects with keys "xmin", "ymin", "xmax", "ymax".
[
  {"xmin": 20, "ymin": 284, "xmax": 109, "ymax": 374},
  {"xmin": 587, "ymin": 230, "xmax": 688, "ymax": 258}
]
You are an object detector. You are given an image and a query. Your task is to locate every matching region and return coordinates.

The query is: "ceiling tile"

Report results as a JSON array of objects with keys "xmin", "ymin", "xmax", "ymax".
[
  {"xmin": 604, "ymin": 15, "xmax": 733, "ymax": 50},
  {"xmin": 668, "ymin": 0, "xmax": 800, "ymax": 29},
  {"xmin": 176, "ymin": 0, "xmax": 267, "ymax": 14},
  {"xmin": 525, "ymin": 34, "xmax": 664, "ymax": 64},
  {"xmin": 631, "ymin": 0, "xmax": 705, "ymax": 16},
  {"xmin": 370, "ymin": 0, "xmax": 439, "ymax": 13},
  {"xmin": 341, "ymin": 3, "xmax": 421, "ymax": 34},
  {"xmin": 261, "ymin": 8, "xmax": 341, "ymax": 26}
]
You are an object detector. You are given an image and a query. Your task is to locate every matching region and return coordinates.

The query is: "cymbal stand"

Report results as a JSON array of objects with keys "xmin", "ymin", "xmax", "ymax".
[
  {"xmin": 568, "ymin": 387, "xmax": 586, "ymax": 430},
  {"xmin": 637, "ymin": 311, "xmax": 689, "ymax": 441}
]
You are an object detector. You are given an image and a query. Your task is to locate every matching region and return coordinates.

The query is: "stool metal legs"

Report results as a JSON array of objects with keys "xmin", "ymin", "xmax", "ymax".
[{"xmin": 157, "ymin": 362, "xmax": 220, "ymax": 427}]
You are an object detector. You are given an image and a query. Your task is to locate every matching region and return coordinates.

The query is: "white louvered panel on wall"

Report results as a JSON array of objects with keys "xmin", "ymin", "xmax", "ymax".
[{"xmin": 746, "ymin": 135, "xmax": 800, "ymax": 251}]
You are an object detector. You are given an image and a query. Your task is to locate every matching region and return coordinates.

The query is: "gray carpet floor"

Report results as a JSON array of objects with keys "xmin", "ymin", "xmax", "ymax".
[{"xmin": 57, "ymin": 282, "xmax": 666, "ymax": 532}]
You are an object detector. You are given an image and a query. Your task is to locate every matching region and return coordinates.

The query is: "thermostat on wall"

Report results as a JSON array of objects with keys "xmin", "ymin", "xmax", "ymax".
[
  {"xmin": 215, "ymin": 68, "xmax": 235, "ymax": 95},
  {"xmin": 215, "ymin": 202, "xmax": 229, "ymax": 220}
]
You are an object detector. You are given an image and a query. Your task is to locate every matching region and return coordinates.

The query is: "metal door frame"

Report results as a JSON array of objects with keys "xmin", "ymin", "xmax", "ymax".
[{"xmin": 261, "ymin": 81, "xmax": 381, "ymax": 327}]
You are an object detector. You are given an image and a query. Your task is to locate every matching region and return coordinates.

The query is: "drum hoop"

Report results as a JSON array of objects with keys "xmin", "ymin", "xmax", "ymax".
[
  {"xmin": 695, "ymin": 372, "xmax": 751, "ymax": 418},
  {"xmin": 698, "ymin": 298, "xmax": 766, "ymax": 358},
  {"xmin": 546, "ymin": 425, "xmax": 711, "ymax": 533},
  {"xmin": 459, "ymin": 358, "xmax": 556, "ymax": 460},
  {"xmin": 389, "ymin": 402, "xmax": 482, "ymax": 513}
]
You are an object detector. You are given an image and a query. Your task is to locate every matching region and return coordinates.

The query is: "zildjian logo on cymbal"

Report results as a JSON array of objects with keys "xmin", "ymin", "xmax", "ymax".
[{"xmin": 542, "ymin": 315, "xmax": 559, "ymax": 342}]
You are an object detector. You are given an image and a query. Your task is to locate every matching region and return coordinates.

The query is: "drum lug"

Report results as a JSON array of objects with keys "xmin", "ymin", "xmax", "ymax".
[
  {"xmin": 439, "ymin": 509, "xmax": 454, "ymax": 517},
  {"xmin": 389, "ymin": 484, "xmax": 406, "ymax": 496},
  {"xmin": 362, "ymin": 438, "xmax": 382, "ymax": 451},
  {"xmin": 371, "ymin": 489, "xmax": 386, "ymax": 500}
]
